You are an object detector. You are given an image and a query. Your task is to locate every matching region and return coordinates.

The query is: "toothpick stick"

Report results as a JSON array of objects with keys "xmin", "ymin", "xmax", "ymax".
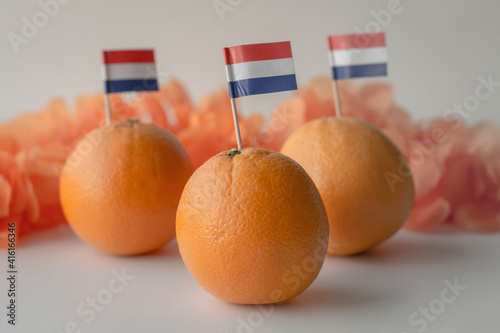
[
  {"xmin": 229, "ymin": 97, "xmax": 243, "ymax": 150},
  {"xmin": 332, "ymin": 79, "xmax": 342, "ymax": 117},
  {"xmin": 104, "ymin": 93, "xmax": 112, "ymax": 125}
]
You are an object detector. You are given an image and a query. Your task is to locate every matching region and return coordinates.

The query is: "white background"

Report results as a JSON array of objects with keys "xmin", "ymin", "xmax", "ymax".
[
  {"xmin": 1, "ymin": 1, "xmax": 500, "ymax": 332},
  {"xmin": 0, "ymin": 0, "xmax": 499, "ymax": 125}
]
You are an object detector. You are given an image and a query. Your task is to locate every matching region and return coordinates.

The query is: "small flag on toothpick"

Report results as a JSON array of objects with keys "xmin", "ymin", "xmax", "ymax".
[
  {"xmin": 327, "ymin": 32, "xmax": 387, "ymax": 116},
  {"xmin": 223, "ymin": 41, "xmax": 298, "ymax": 151},
  {"xmin": 102, "ymin": 49, "xmax": 158, "ymax": 93},
  {"xmin": 224, "ymin": 41, "xmax": 298, "ymax": 98},
  {"xmin": 328, "ymin": 32, "xmax": 387, "ymax": 80},
  {"xmin": 101, "ymin": 49, "xmax": 159, "ymax": 124}
]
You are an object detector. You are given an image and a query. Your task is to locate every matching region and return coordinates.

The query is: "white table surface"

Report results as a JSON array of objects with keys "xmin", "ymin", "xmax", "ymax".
[{"xmin": 1, "ymin": 226, "xmax": 499, "ymax": 333}]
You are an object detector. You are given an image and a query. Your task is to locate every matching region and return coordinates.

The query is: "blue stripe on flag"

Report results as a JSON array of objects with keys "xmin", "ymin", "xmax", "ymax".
[
  {"xmin": 228, "ymin": 74, "xmax": 297, "ymax": 98},
  {"xmin": 332, "ymin": 63, "xmax": 387, "ymax": 80},
  {"xmin": 105, "ymin": 79, "xmax": 158, "ymax": 93}
]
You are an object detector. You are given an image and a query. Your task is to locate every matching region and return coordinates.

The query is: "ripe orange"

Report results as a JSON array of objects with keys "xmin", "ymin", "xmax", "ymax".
[
  {"xmin": 60, "ymin": 119, "xmax": 193, "ymax": 255},
  {"xmin": 176, "ymin": 147, "xmax": 329, "ymax": 304},
  {"xmin": 281, "ymin": 117, "xmax": 414, "ymax": 256}
]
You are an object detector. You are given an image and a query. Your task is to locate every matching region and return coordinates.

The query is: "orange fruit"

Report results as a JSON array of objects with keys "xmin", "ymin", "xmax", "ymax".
[
  {"xmin": 176, "ymin": 147, "xmax": 329, "ymax": 304},
  {"xmin": 281, "ymin": 117, "xmax": 414, "ymax": 256},
  {"xmin": 60, "ymin": 119, "xmax": 193, "ymax": 255}
]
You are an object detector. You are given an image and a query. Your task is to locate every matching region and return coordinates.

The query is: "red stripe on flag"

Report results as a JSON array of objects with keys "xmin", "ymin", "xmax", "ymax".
[
  {"xmin": 102, "ymin": 50, "xmax": 155, "ymax": 64},
  {"xmin": 224, "ymin": 41, "xmax": 293, "ymax": 65},
  {"xmin": 328, "ymin": 33, "xmax": 386, "ymax": 50}
]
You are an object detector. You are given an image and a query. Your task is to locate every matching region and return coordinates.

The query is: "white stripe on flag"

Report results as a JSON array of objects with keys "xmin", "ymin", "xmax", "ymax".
[
  {"xmin": 329, "ymin": 47, "xmax": 387, "ymax": 67},
  {"xmin": 225, "ymin": 58, "xmax": 295, "ymax": 82},
  {"xmin": 102, "ymin": 63, "xmax": 157, "ymax": 81}
]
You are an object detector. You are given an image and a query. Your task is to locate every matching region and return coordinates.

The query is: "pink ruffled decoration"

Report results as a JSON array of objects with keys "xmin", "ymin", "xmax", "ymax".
[
  {"xmin": 1, "ymin": 76, "xmax": 499, "ymax": 247},
  {"xmin": 405, "ymin": 121, "xmax": 500, "ymax": 232}
]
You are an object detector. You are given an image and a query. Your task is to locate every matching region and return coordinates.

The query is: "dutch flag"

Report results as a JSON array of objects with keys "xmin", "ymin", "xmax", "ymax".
[
  {"xmin": 102, "ymin": 49, "xmax": 159, "ymax": 93},
  {"xmin": 328, "ymin": 32, "xmax": 388, "ymax": 80},
  {"xmin": 224, "ymin": 41, "xmax": 298, "ymax": 99}
]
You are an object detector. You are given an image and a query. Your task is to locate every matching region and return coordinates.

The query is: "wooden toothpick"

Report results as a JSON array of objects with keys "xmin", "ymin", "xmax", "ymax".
[
  {"xmin": 104, "ymin": 93, "xmax": 112, "ymax": 125},
  {"xmin": 229, "ymin": 97, "xmax": 243, "ymax": 150},
  {"xmin": 332, "ymin": 79, "xmax": 342, "ymax": 117}
]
